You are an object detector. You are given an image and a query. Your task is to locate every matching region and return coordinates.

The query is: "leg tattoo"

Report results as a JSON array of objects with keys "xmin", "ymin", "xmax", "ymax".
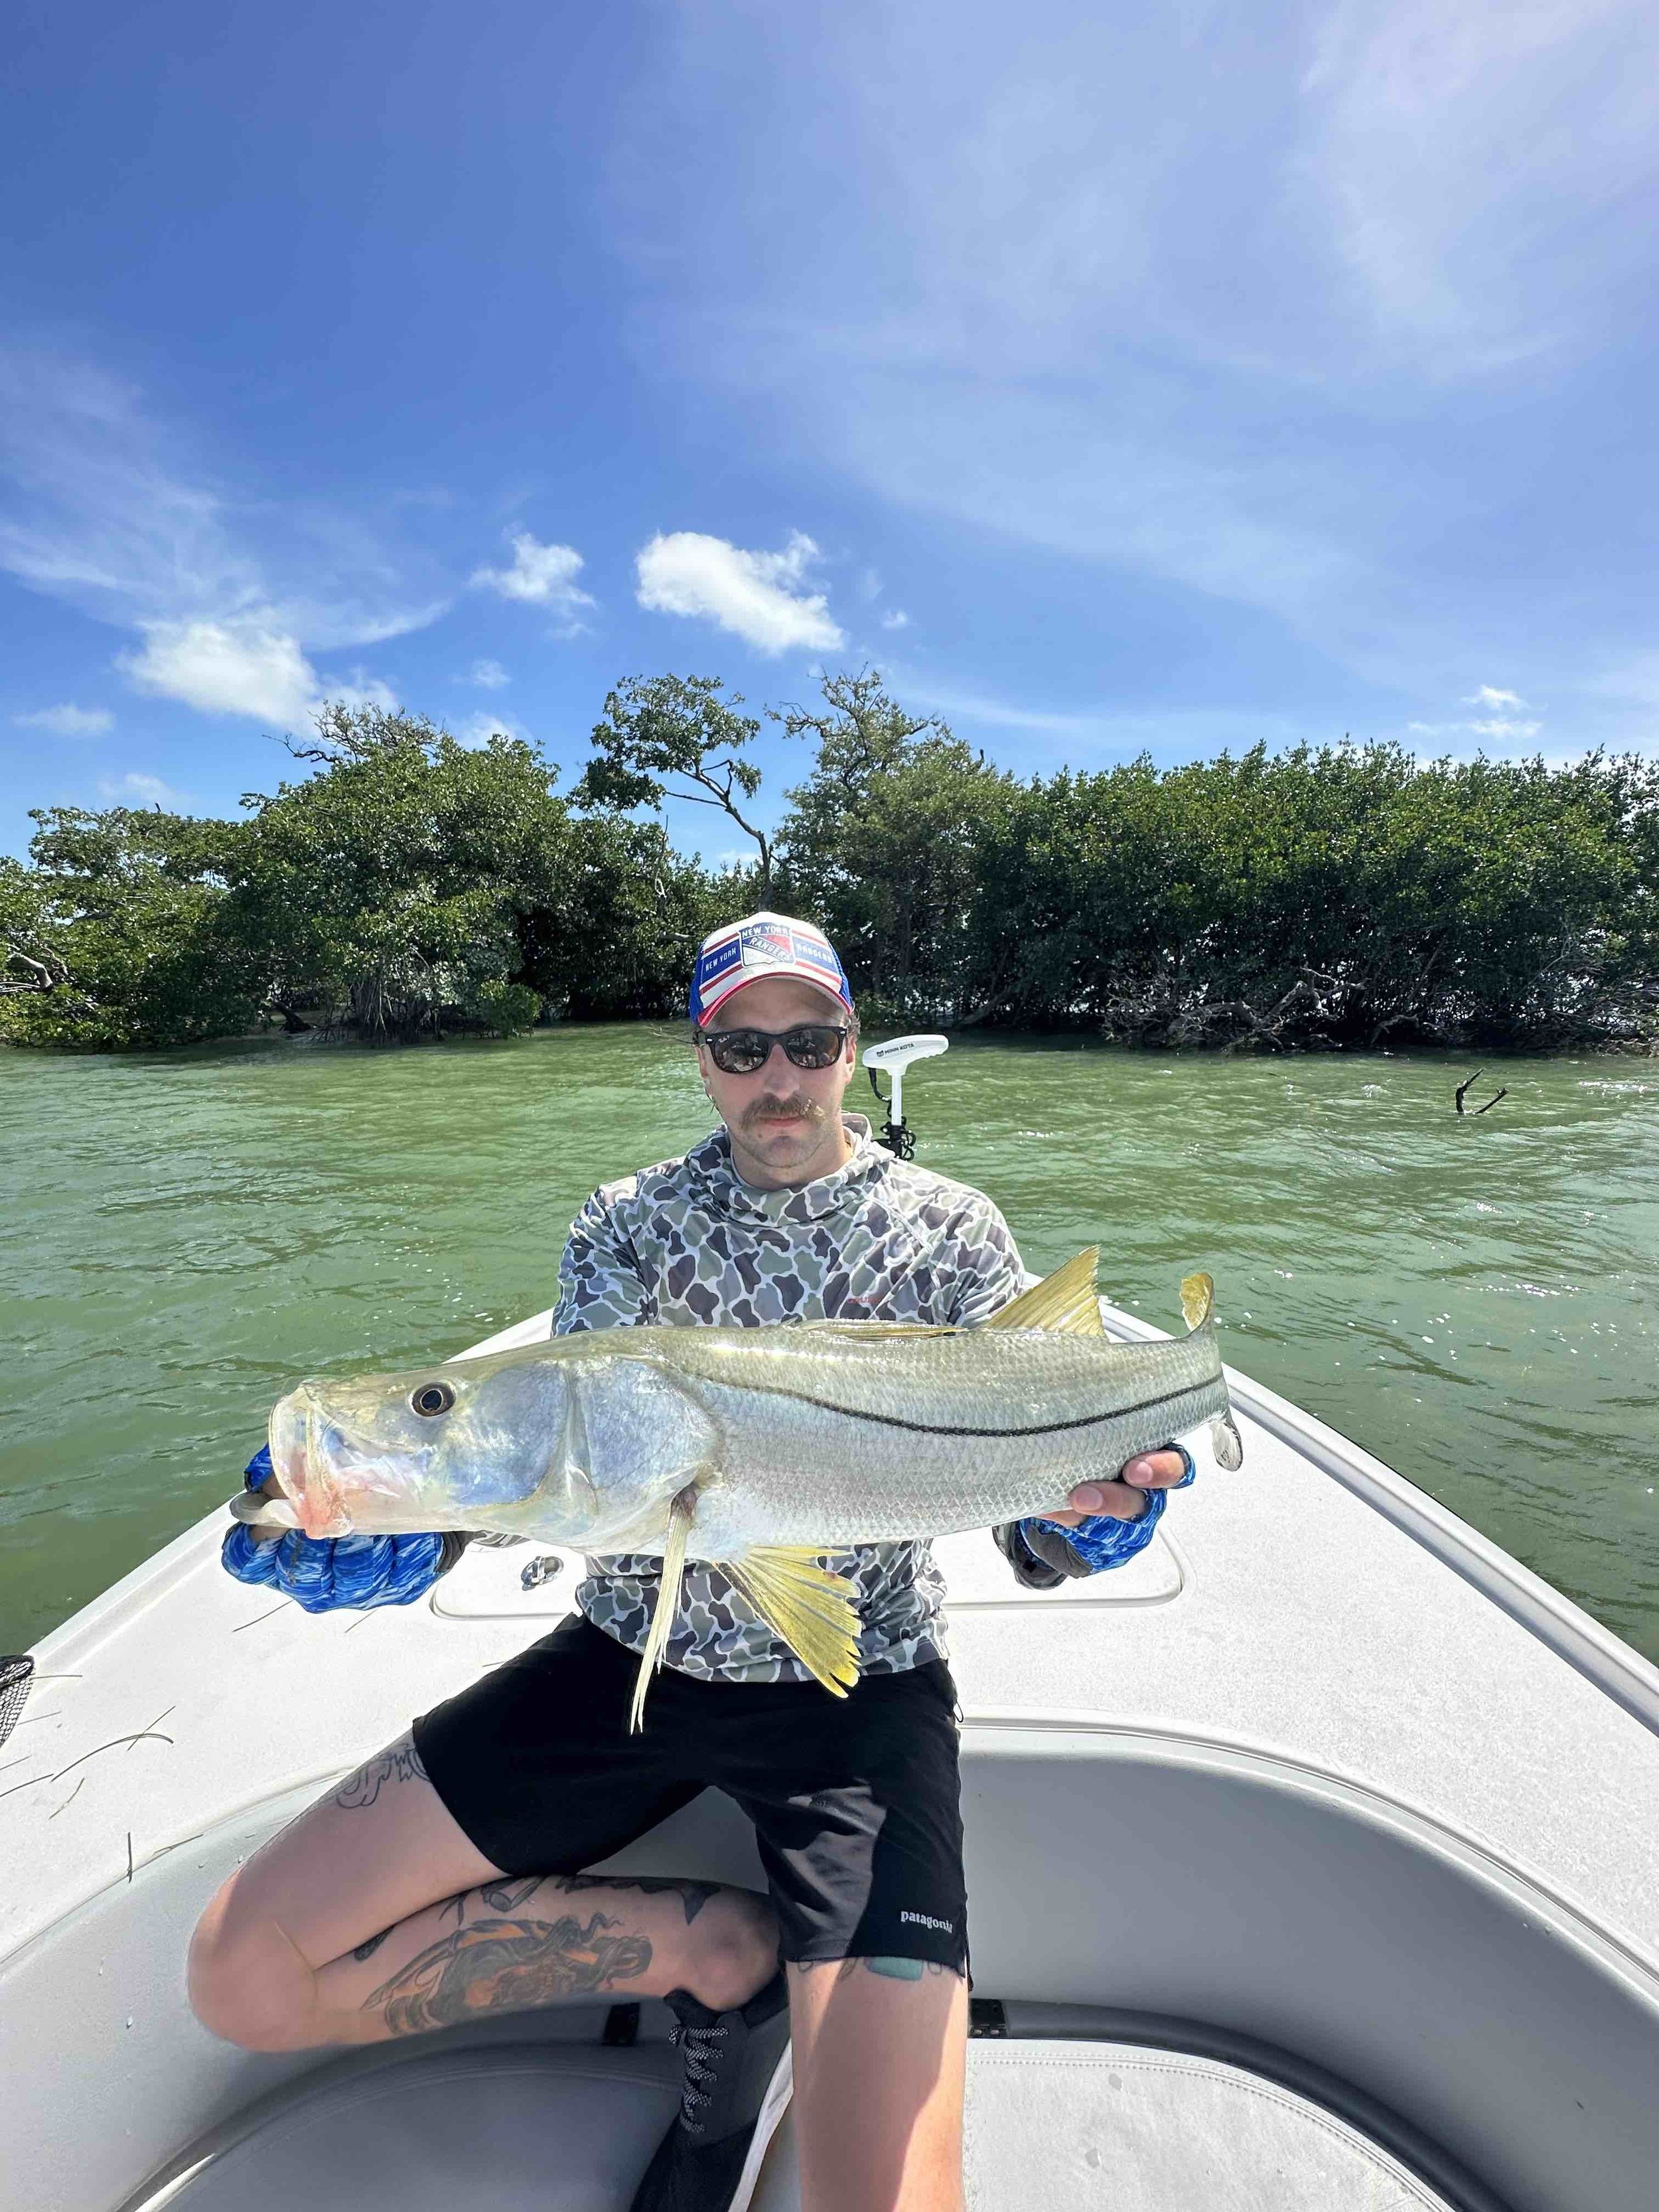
[
  {"xmin": 332, "ymin": 1735, "xmax": 428, "ymax": 1812},
  {"xmin": 796, "ymin": 1957, "xmax": 962, "ymax": 1985},
  {"xmin": 363, "ymin": 1912, "xmax": 652, "ymax": 2035},
  {"xmin": 607, "ymin": 1876, "xmax": 722, "ymax": 1927}
]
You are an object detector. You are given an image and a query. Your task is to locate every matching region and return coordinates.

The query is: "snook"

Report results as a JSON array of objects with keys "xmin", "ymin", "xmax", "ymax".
[{"xmin": 250, "ymin": 1252, "xmax": 1241, "ymax": 1723}]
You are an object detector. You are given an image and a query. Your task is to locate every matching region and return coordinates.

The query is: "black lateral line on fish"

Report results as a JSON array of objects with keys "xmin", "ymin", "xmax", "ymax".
[{"xmin": 709, "ymin": 1372, "xmax": 1219, "ymax": 1440}]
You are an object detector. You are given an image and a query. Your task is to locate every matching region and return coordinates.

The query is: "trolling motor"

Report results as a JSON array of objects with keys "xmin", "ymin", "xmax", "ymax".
[{"xmin": 863, "ymin": 1035, "xmax": 949, "ymax": 1159}]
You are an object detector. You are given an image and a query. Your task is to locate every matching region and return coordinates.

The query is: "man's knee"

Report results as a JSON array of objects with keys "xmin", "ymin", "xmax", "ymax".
[
  {"xmin": 187, "ymin": 1879, "xmax": 319, "ymax": 2052},
  {"xmin": 682, "ymin": 1886, "xmax": 779, "ymax": 2012}
]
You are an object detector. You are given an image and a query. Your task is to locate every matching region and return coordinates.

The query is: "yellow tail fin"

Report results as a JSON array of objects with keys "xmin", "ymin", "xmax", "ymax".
[
  {"xmin": 984, "ymin": 1248, "xmax": 1104, "ymax": 1335},
  {"xmin": 1181, "ymin": 1272, "xmax": 1215, "ymax": 1331},
  {"xmin": 723, "ymin": 1548, "xmax": 861, "ymax": 1699}
]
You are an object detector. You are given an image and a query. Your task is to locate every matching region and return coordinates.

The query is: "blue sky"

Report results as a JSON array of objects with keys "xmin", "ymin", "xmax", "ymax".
[{"xmin": 5, "ymin": 0, "xmax": 1659, "ymax": 861}]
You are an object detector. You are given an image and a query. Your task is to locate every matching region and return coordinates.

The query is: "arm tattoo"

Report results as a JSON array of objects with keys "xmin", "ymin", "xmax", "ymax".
[
  {"xmin": 362, "ymin": 1913, "xmax": 652, "ymax": 2035},
  {"xmin": 352, "ymin": 1927, "xmax": 392, "ymax": 1962},
  {"xmin": 332, "ymin": 1736, "xmax": 428, "ymax": 1811}
]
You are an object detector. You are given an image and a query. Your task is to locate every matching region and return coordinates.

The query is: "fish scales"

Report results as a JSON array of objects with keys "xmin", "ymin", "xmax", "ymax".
[{"xmin": 666, "ymin": 1325, "xmax": 1228, "ymax": 1555}]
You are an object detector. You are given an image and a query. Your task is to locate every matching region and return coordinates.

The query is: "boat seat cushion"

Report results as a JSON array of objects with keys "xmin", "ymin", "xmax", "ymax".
[
  {"xmin": 161, "ymin": 2035, "xmax": 1459, "ymax": 2211},
  {"xmin": 758, "ymin": 2037, "xmax": 1461, "ymax": 2210}
]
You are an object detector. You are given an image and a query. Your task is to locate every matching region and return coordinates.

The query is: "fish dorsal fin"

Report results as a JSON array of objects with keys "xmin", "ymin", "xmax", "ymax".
[
  {"xmin": 629, "ymin": 1486, "xmax": 696, "ymax": 1732},
  {"xmin": 1181, "ymin": 1272, "xmax": 1215, "ymax": 1331},
  {"xmin": 983, "ymin": 1248, "xmax": 1104, "ymax": 1336},
  {"xmin": 721, "ymin": 1549, "xmax": 861, "ymax": 1700}
]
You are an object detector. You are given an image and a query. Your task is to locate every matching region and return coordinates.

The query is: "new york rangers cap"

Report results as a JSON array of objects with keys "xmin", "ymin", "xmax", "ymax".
[{"xmin": 689, "ymin": 911, "xmax": 854, "ymax": 1026}]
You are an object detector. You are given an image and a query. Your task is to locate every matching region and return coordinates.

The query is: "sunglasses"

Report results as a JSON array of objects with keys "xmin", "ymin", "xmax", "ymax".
[{"xmin": 699, "ymin": 1023, "xmax": 851, "ymax": 1076}]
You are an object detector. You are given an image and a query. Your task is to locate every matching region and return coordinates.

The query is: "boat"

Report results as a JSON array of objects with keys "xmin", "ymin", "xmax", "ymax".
[{"xmin": 4, "ymin": 1040, "xmax": 1657, "ymax": 2211}]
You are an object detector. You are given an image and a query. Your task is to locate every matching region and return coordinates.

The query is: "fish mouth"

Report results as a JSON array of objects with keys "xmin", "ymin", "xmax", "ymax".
[
  {"xmin": 269, "ymin": 1385, "xmax": 366, "ymax": 1540},
  {"xmin": 270, "ymin": 1383, "xmax": 445, "ymax": 1538}
]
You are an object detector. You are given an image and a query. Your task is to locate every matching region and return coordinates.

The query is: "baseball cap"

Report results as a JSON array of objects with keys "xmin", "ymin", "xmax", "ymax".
[{"xmin": 689, "ymin": 911, "xmax": 854, "ymax": 1027}]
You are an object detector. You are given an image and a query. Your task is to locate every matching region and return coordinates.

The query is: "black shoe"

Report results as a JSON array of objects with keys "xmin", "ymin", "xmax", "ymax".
[{"xmin": 628, "ymin": 1970, "xmax": 792, "ymax": 2212}]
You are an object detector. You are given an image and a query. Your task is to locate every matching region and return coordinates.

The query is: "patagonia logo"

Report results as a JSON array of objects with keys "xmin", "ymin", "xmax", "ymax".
[{"xmin": 900, "ymin": 1909, "xmax": 954, "ymax": 1933}]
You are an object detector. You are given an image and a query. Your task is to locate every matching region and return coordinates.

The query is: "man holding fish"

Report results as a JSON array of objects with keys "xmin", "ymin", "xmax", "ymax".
[{"xmin": 190, "ymin": 912, "xmax": 1219, "ymax": 2212}]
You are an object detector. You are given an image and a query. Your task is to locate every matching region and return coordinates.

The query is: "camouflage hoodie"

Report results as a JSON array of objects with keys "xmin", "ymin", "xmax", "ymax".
[{"xmin": 553, "ymin": 1114, "xmax": 1027, "ymax": 1682}]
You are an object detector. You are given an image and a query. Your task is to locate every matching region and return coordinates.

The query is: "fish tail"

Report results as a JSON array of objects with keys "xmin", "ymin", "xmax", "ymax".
[{"xmin": 1180, "ymin": 1272, "xmax": 1215, "ymax": 1331}]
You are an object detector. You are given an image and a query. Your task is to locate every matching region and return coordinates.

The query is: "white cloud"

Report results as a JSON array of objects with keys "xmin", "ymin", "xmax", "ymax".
[
  {"xmin": 1466, "ymin": 685, "xmax": 1526, "ymax": 710},
  {"xmin": 467, "ymin": 658, "xmax": 510, "ymax": 689},
  {"xmin": 459, "ymin": 709, "xmax": 528, "ymax": 747},
  {"xmin": 15, "ymin": 702, "xmax": 113, "ymax": 736},
  {"xmin": 120, "ymin": 619, "xmax": 396, "ymax": 730},
  {"xmin": 880, "ymin": 609, "xmax": 910, "ymax": 630},
  {"xmin": 470, "ymin": 532, "xmax": 595, "ymax": 627},
  {"xmin": 97, "ymin": 771, "xmax": 187, "ymax": 806},
  {"xmin": 635, "ymin": 529, "xmax": 843, "ymax": 654},
  {"xmin": 121, "ymin": 620, "xmax": 319, "ymax": 728}
]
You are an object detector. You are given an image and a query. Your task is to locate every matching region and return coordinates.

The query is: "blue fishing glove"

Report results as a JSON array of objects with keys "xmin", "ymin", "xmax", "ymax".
[
  {"xmin": 221, "ymin": 1445, "xmax": 462, "ymax": 1613},
  {"xmin": 997, "ymin": 1445, "xmax": 1195, "ymax": 1587}
]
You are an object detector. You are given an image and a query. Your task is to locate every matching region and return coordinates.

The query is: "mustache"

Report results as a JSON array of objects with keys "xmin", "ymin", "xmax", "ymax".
[{"xmin": 741, "ymin": 1093, "xmax": 826, "ymax": 1130}]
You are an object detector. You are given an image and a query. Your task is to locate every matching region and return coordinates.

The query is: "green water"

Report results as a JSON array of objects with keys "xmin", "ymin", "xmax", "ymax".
[{"xmin": 3, "ymin": 1031, "xmax": 1656, "ymax": 1663}]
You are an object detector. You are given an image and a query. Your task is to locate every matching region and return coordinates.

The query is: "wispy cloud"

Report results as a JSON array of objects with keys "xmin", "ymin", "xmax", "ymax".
[
  {"xmin": 1305, "ymin": 1, "xmax": 1659, "ymax": 370},
  {"xmin": 1409, "ymin": 683, "xmax": 1545, "ymax": 745},
  {"xmin": 0, "ymin": 347, "xmax": 444, "ymax": 725},
  {"xmin": 899, "ymin": 677, "xmax": 1103, "ymax": 738},
  {"xmin": 619, "ymin": 5, "xmax": 1659, "ymax": 718},
  {"xmin": 902, "ymin": 675, "xmax": 1314, "ymax": 757},
  {"xmin": 97, "ymin": 770, "xmax": 188, "ymax": 806},
  {"xmin": 635, "ymin": 529, "xmax": 843, "ymax": 654},
  {"xmin": 470, "ymin": 532, "xmax": 595, "ymax": 629},
  {"xmin": 466, "ymin": 657, "xmax": 510, "ymax": 689},
  {"xmin": 880, "ymin": 609, "xmax": 910, "ymax": 630},
  {"xmin": 1467, "ymin": 717, "xmax": 1543, "ymax": 741},
  {"xmin": 14, "ymin": 702, "xmax": 113, "ymax": 736}
]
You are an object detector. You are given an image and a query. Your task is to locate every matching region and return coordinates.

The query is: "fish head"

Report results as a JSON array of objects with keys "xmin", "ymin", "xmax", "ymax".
[{"xmin": 268, "ymin": 1345, "xmax": 587, "ymax": 1540}]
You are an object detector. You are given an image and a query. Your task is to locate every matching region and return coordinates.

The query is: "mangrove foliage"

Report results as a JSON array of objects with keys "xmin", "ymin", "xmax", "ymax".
[{"xmin": 3, "ymin": 676, "xmax": 1654, "ymax": 1052}]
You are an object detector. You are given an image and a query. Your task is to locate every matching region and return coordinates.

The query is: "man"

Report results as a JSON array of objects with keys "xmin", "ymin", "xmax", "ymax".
[{"xmin": 190, "ymin": 911, "xmax": 1194, "ymax": 2212}]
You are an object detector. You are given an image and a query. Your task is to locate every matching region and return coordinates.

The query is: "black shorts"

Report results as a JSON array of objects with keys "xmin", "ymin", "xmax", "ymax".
[{"xmin": 413, "ymin": 1615, "xmax": 968, "ymax": 1974}]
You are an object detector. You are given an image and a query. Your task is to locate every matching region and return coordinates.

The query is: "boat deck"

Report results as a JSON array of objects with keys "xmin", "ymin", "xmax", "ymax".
[{"xmin": 4, "ymin": 1303, "xmax": 1658, "ymax": 2211}]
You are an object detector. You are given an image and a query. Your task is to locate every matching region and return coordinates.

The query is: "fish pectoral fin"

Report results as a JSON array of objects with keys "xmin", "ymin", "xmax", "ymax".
[
  {"xmin": 983, "ymin": 1248, "xmax": 1104, "ymax": 1335},
  {"xmin": 1211, "ymin": 1412, "xmax": 1244, "ymax": 1469},
  {"xmin": 721, "ymin": 1549, "xmax": 861, "ymax": 1700},
  {"xmin": 1181, "ymin": 1272, "xmax": 1216, "ymax": 1331},
  {"xmin": 629, "ymin": 1485, "xmax": 698, "ymax": 1733}
]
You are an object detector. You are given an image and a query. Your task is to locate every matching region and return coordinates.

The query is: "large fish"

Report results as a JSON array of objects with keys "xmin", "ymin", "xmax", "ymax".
[{"xmin": 240, "ymin": 1252, "xmax": 1242, "ymax": 1723}]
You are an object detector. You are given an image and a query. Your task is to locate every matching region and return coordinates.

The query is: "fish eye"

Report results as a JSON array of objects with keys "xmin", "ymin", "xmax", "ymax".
[{"xmin": 410, "ymin": 1381, "xmax": 456, "ymax": 1418}]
